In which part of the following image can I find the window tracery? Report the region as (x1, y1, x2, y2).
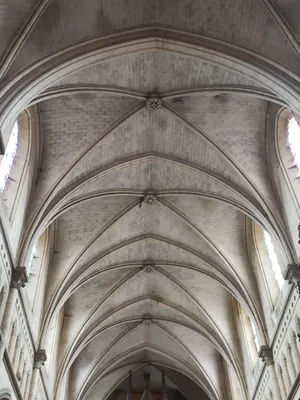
(0, 122, 19, 193)
(263, 230, 284, 290)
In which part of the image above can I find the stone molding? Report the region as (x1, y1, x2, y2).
(34, 349, 47, 369)
(258, 345, 273, 366)
(11, 267, 28, 289)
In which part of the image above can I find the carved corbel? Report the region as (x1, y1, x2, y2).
(259, 345, 273, 366)
(34, 349, 47, 369)
(11, 267, 28, 289)
(284, 264, 300, 296)
(284, 263, 300, 284)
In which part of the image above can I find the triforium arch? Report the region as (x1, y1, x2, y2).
(1, 3, 300, 400)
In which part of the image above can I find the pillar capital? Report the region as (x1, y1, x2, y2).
(259, 345, 273, 365)
(34, 349, 47, 369)
(11, 267, 28, 289)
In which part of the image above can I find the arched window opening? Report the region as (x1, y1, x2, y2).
(235, 300, 260, 375)
(252, 221, 286, 333)
(45, 312, 61, 376)
(287, 114, 300, 170)
(0, 122, 19, 193)
(27, 242, 37, 277)
(263, 230, 284, 290)
(250, 319, 259, 352)
(272, 107, 300, 259)
(26, 231, 47, 309)
(0, 107, 40, 258)
(24, 228, 52, 340)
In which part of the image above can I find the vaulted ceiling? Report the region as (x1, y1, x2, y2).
(1, 1, 300, 399)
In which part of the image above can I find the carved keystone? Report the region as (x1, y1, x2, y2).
(144, 265, 154, 273)
(284, 264, 300, 285)
(11, 267, 28, 289)
(143, 195, 157, 205)
(259, 345, 273, 366)
(143, 319, 152, 325)
(34, 349, 47, 369)
(146, 97, 162, 111)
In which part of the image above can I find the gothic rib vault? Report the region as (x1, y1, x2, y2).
(2, 1, 300, 400)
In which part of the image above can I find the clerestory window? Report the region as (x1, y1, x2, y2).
(288, 114, 300, 170)
(250, 319, 259, 352)
(0, 122, 19, 193)
(27, 243, 37, 277)
(263, 230, 284, 290)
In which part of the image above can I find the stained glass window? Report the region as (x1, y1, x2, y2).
(27, 243, 37, 276)
(0, 122, 19, 193)
(263, 230, 284, 290)
(288, 114, 300, 170)
(250, 320, 259, 352)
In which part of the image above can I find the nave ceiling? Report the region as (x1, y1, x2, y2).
(1, 1, 300, 399)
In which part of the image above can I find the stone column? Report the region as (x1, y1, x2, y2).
(286, 344, 296, 379)
(24, 370, 32, 399)
(282, 355, 291, 392)
(12, 338, 21, 371)
(20, 362, 28, 395)
(0, 267, 28, 363)
(7, 324, 17, 358)
(291, 333, 300, 370)
(259, 346, 282, 400)
(269, 366, 282, 400)
(276, 366, 286, 400)
(17, 347, 25, 381)
(28, 349, 47, 400)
